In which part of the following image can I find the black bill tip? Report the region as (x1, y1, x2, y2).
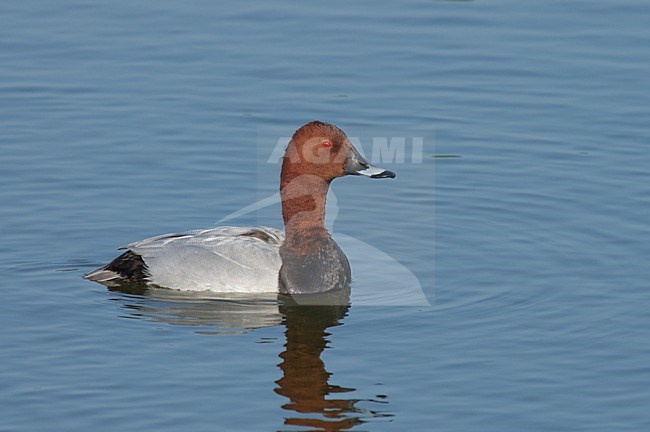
(370, 170, 396, 179)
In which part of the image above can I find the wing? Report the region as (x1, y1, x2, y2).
(124, 226, 284, 293)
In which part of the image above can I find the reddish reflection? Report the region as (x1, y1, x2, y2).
(275, 303, 387, 431)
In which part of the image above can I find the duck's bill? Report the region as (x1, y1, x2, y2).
(343, 146, 396, 179)
(353, 165, 397, 178)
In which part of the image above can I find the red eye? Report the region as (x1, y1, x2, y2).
(321, 141, 333, 148)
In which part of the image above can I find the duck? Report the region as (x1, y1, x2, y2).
(85, 121, 395, 294)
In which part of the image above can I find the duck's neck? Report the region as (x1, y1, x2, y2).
(280, 172, 330, 242)
(278, 170, 350, 294)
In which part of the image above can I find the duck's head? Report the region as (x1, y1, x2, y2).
(281, 121, 396, 183)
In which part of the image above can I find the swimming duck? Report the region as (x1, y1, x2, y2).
(85, 121, 395, 294)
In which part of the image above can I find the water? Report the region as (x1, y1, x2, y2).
(2, 0, 650, 430)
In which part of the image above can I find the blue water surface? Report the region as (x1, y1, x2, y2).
(2, 1, 650, 431)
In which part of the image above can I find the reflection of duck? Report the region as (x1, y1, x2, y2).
(275, 292, 393, 431)
(106, 288, 393, 427)
(108, 285, 283, 334)
(86, 121, 395, 294)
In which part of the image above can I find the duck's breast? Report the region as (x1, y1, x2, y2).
(279, 233, 351, 294)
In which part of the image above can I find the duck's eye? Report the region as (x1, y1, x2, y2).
(321, 141, 333, 148)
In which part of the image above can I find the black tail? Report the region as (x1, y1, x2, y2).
(85, 250, 149, 284)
